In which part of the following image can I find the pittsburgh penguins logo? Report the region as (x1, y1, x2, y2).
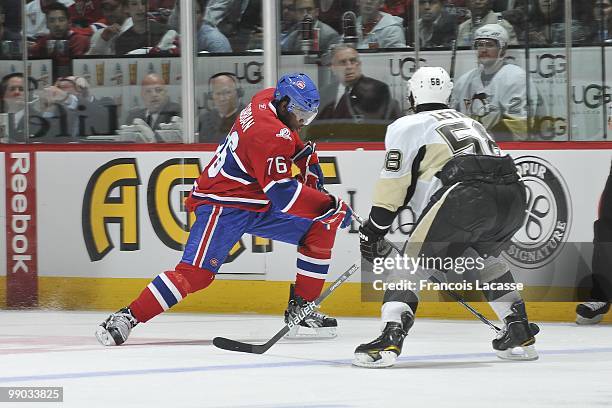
(465, 92, 497, 120)
(503, 156, 571, 269)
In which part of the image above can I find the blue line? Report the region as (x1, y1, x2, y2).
(1, 347, 611, 384)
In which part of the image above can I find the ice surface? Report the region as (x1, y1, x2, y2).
(1, 311, 611, 408)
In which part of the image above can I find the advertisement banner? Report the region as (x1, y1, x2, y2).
(4, 148, 602, 278)
(0, 146, 611, 307)
(4, 152, 37, 307)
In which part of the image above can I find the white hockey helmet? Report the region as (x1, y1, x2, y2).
(473, 23, 509, 50)
(407, 66, 453, 107)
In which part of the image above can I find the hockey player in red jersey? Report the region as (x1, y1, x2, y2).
(95, 73, 353, 346)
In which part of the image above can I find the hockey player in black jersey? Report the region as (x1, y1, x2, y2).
(353, 66, 539, 368)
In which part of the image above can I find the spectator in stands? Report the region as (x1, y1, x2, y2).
(2, 0, 21, 35)
(352, 0, 406, 48)
(87, 0, 130, 55)
(55, 75, 118, 136)
(0, 3, 22, 43)
(316, 0, 356, 33)
(36, 77, 80, 141)
(69, 0, 105, 29)
(203, 0, 261, 52)
(149, 0, 177, 10)
(197, 1, 232, 52)
(418, 0, 458, 48)
(349, 75, 401, 121)
(527, 0, 594, 45)
(197, 72, 245, 143)
(25, 0, 103, 38)
(499, 0, 529, 44)
(148, 0, 176, 24)
(490, 0, 512, 11)
(202, 0, 241, 34)
(318, 44, 400, 120)
(124, 73, 180, 131)
(282, 0, 341, 52)
(166, 0, 231, 52)
(382, 0, 414, 41)
(0, 73, 45, 143)
(594, 0, 612, 42)
(29, 2, 91, 56)
(235, 0, 262, 52)
(451, 24, 537, 141)
(281, 0, 300, 46)
(25, 0, 71, 38)
(456, 0, 517, 46)
(382, 0, 412, 16)
(29, 3, 90, 79)
(115, 0, 168, 55)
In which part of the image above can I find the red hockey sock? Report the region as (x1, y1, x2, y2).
(294, 273, 325, 302)
(294, 221, 336, 301)
(130, 263, 215, 323)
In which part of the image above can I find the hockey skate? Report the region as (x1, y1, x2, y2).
(284, 284, 337, 339)
(576, 302, 611, 325)
(353, 311, 414, 368)
(95, 307, 138, 346)
(493, 301, 539, 361)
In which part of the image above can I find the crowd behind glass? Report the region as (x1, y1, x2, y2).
(1, 0, 611, 143)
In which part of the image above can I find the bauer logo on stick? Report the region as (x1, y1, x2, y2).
(287, 302, 316, 329)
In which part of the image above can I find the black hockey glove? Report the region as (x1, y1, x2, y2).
(359, 220, 392, 263)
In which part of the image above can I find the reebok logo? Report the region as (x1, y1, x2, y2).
(5, 152, 38, 307)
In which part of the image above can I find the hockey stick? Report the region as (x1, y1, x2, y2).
(213, 260, 359, 354)
(353, 214, 501, 332)
(449, 38, 458, 80)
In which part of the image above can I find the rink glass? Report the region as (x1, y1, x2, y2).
(1, 0, 610, 143)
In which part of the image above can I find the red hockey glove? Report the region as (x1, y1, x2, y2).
(314, 195, 352, 230)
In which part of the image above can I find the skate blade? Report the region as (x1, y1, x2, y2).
(285, 326, 337, 339)
(496, 345, 539, 361)
(95, 326, 117, 346)
(576, 314, 604, 325)
(352, 351, 397, 368)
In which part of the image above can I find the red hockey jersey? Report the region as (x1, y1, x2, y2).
(186, 88, 332, 220)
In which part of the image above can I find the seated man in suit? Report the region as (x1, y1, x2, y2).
(197, 72, 244, 143)
(349, 76, 401, 121)
(0, 73, 92, 143)
(0, 73, 44, 143)
(55, 76, 118, 137)
(318, 44, 400, 121)
(124, 73, 181, 138)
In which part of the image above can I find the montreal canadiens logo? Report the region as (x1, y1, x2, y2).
(503, 156, 571, 269)
(296, 80, 306, 89)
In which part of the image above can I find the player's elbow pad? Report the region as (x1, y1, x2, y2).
(264, 178, 332, 218)
(264, 178, 303, 213)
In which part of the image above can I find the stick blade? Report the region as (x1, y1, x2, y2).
(212, 336, 265, 354)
